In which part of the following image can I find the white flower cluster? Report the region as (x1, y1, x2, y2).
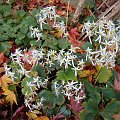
(24, 76, 48, 111)
(63, 81, 85, 103)
(82, 18, 120, 68)
(52, 80, 85, 103)
(4, 49, 30, 80)
(56, 46, 85, 76)
(35, 6, 59, 29)
(30, 6, 67, 41)
(5, 45, 85, 80)
(4, 46, 86, 111)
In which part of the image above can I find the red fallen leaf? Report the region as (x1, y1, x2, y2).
(50, 113, 65, 120)
(68, 28, 85, 47)
(0, 99, 6, 106)
(9, 41, 18, 53)
(11, 105, 26, 120)
(67, 96, 84, 113)
(0, 110, 8, 118)
(67, 92, 84, 120)
(70, 28, 80, 36)
(114, 71, 120, 93)
(112, 113, 120, 120)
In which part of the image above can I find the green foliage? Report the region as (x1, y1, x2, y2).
(80, 99, 99, 120)
(21, 77, 36, 95)
(96, 67, 112, 83)
(38, 90, 65, 109)
(56, 67, 77, 81)
(33, 65, 46, 78)
(60, 105, 71, 117)
(101, 99, 120, 120)
(85, 0, 95, 8)
(84, 80, 101, 104)
(58, 38, 70, 49)
(82, 41, 92, 50)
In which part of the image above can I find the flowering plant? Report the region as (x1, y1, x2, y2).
(0, 1, 120, 120)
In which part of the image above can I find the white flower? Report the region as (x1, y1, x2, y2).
(75, 95, 83, 103)
(65, 81, 78, 90)
(72, 66, 80, 76)
(64, 92, 73, 100)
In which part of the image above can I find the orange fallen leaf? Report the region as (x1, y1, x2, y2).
(0, 75, 14, 90)
(49, 0, 54, 5)
(0, 67, 4, 73)
(79, 70, 91, 78)
(51, 28, 64, 38)
(3, 89, 17, 107)
(0, 52, 5, 65)
(35, 116, 49, 120)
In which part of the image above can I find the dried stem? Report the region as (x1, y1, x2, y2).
(72, 0, 85, 23)
(66, 0, 70, 28)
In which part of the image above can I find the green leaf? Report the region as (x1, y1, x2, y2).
(56, 93, 65, 105)
(96, 67, 112, 83)
(0, 0, 3, 4)
(0, 41, 12, 52)
(15, 39, 22, 45)
(17, 10, 26, 18)
(33, 65, 46, 78)
(101, 99, 120, 120)
(56, 67, 77, 81)
(17, 32, 25, 40)
(56, 70, 66, 80)
(82, 41, 92, 50)
(38, 90, 56, 109)
(31, 9, 39, 16)
(65, 67, 77, 80)
(20, 24, 28, 34)
(84, 81, 101, 104)
(101, 87, 116, 101)
(58, 38, 70, 49)
(52, 38, 58, 45)
(80, 99, 99, 120)
(60, 105, 71, 117)
(22, 16, 37, 26)
(85, 0, 95, 8)
(21, 77, 36, 95)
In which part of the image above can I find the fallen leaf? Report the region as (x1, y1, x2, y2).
(67, 92, 84, 113)
(0, 110, 8, 118)
(26, 112, 38, 120)
(51, 28, 64, 38)
(79, 70, 91, 78)
(0, 75, 14, 90)
(3, 89, 17, 107)
(35, 116, 49, 120)
(49, 0, 54, 5)
(0, 52, 5, 65)
(0, 67, 4, 73)
(0, 99, 6, 105)
(51, 114, 65, 120)
(68, 28, 85, 47)
(114, 72, 120, 93)
(11, 105, 26, 120)
(112, 113, 120, 120)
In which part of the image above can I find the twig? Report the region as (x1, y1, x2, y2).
(99, 0, 120, 20)
(72, 0, 85, 23)
(66, 0, 70, 28)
